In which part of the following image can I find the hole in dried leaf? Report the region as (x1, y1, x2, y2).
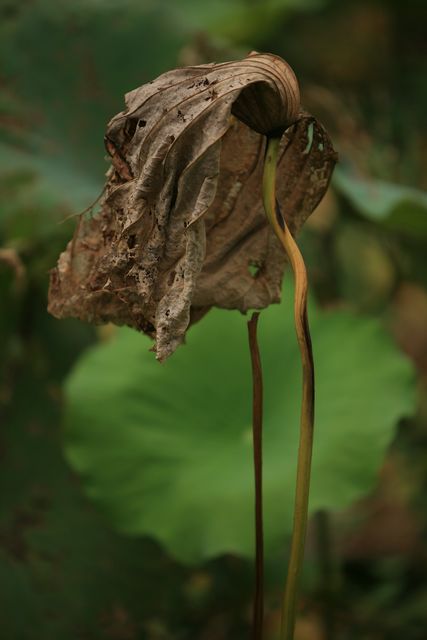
(248, 262, 262, 278)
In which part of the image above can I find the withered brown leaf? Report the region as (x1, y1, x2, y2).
(48, 53, 336, 360)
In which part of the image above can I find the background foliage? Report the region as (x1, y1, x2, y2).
(1, 1, 427, 638)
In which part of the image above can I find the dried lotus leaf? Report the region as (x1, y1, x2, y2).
(48, 53, 336, 360)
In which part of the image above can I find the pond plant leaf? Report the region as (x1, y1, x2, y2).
(63, 290, 415, 563)
(48, 53, 336, 360)
(334, 167, 427, 238)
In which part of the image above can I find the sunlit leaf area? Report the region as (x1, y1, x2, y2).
(1, 1, 426, 638)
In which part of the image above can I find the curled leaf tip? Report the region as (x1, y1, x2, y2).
(48, 53, 336, 361)
(230, 52, 300, 135)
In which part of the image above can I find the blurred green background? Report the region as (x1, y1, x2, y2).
(1, 1, 427, 638)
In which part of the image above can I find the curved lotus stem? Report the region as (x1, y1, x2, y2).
(262, 136, 315, 640)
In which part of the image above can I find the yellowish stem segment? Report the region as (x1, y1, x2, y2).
(262, 137, 315, 640)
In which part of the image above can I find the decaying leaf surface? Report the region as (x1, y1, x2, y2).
(48, 53, 336, 360)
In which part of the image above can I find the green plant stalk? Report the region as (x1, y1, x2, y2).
(262, 136, 315, 640)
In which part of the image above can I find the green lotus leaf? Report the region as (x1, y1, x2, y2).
(64, 283, 415, 563)
(334, 167, 427, 238)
